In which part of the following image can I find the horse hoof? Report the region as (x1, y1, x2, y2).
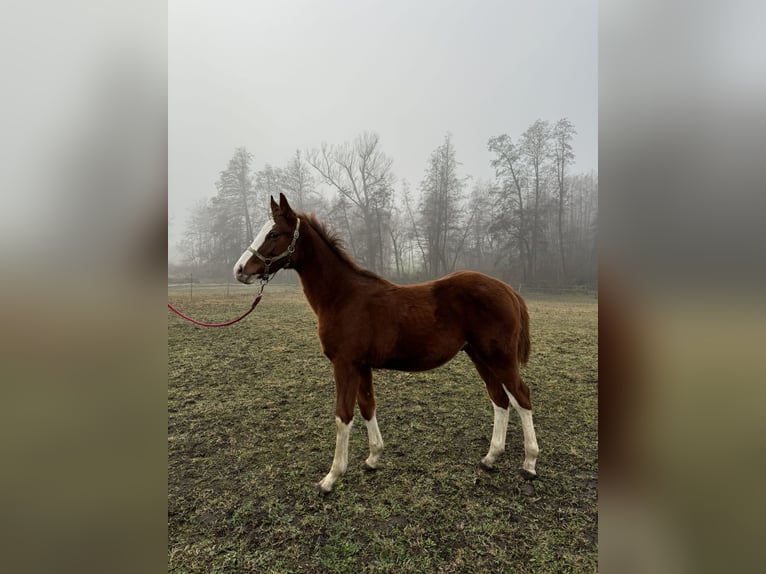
(315, 483, 332, 496)
(479, 460, 496, 472)
(361, 461, 379, 472)
(519, 468, 538, 481)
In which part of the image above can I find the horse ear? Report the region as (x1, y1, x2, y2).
(279, 193, 295, 218)
(270, 195, 280, 219)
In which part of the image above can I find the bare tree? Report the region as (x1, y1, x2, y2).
(566, 171, 598, 283)
(552, 118, 576, 281)
(282, 149, 319, 213)
(176, 127, 597, 285)
(400, 179, 428, 273)
(387, 194, 407, 280)
(463, 179, 496, 272)
(254, 164, 284, 222)
(307, 132, 394, 271)
(419, 133, 468, 277)
(521, 119, 552, 280)
(327, 192, 360, 260)
(179, 199, 210, 269)
(488, 133, 531, 281)
(215, 147, 256, 242)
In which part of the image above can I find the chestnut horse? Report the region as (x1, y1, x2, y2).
(234, 194, 539, 494)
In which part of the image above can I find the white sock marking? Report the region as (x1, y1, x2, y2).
(318, 416, 352, 492)
(482, 403, 509, 467)
(506, 390, 540, 474)
(364, 414, 384, 468)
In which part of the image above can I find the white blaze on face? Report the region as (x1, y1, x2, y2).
(233, 220, 274, 282)
(250, 220, 276, 253)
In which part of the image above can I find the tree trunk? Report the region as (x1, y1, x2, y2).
(557, 171, 567, 283)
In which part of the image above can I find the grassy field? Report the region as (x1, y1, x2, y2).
(168, 284, 597, 573)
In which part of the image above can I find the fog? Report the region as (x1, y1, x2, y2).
(169, 0, 598, 263)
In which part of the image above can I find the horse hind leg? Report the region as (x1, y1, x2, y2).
(482, 399, 510, 471)
(467, 347, 539, 478)
(505, 372, 540, 479)
(356, 368, 383, 471)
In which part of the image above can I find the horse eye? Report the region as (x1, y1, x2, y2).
(268, 232, 280, 240)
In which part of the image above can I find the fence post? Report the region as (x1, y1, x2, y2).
(190, 272, 193, 301)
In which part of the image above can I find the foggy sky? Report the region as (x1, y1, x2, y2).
(169, 0, 597, 262)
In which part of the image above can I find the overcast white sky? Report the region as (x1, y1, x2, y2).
(169, 0, 597, 261)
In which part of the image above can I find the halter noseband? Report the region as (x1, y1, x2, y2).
(247, 217, 301, 278)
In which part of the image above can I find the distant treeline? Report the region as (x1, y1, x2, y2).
(171, 120, 597, 288)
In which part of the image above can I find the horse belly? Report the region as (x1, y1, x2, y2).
(377, 331, 464, 372)
(380, 354, 457, 372)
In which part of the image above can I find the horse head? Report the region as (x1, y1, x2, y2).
(234, 193, 300, 284)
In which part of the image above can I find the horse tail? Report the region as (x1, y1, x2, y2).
(517, 295, 531, 365)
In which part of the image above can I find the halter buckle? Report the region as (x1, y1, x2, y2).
(258, 275, 270, 295)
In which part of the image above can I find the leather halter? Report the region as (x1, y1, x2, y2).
(247, 217, 301, 277)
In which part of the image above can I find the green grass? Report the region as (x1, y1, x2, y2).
(168, 285, 597, 573)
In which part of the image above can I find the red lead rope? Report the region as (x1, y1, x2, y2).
(167, 294, 262, 327)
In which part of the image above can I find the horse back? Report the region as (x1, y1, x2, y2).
(319, 271, 525, 371)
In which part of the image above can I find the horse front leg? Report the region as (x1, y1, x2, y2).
(316, 415, 353, 495)
(316, 362, 361, 495)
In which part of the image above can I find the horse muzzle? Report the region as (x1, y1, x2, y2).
(234, 263, 256, 284)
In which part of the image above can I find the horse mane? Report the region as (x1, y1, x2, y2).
(298, 212, 386, 282)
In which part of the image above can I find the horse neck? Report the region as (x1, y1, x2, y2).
(293, 224, 365, 313)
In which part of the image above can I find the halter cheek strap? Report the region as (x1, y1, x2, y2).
(247, 217, 301, 277)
